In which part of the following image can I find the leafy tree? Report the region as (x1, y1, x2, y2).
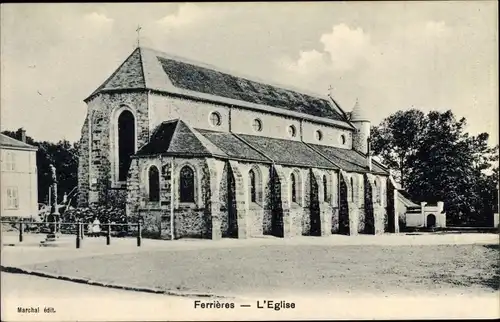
(2, 128, 79, 207)
(371, 110, 498, 226)
(370, 109, 427, 188)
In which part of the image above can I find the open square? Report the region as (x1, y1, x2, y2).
(20, 239, 499, 297)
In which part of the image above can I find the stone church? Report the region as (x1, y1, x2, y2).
(78, 46, 400, 239)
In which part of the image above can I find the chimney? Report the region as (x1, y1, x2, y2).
(20, 128, 26, 143)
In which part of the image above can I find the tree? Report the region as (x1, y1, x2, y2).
(371, 110, 498, 226)
(370, 109, 427, 188)
(2, 128, 79, 207)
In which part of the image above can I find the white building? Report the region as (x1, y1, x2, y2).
(1, 131, 38, 218)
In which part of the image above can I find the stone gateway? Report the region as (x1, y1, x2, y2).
(78, 46, 399, 239)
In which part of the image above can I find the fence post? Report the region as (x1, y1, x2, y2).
(137, 221, 142, 247)
(19, 222, 23, 243)
(80, 221, 85, 239)
(76, 220, 81, 249)
(106, 221, 111, 245)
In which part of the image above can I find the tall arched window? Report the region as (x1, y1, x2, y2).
(118, 110, 135, 181)
(249, 169, 257, 203)
(179, 166, 195, 203)
(291, 173, 297, 203)
(350, 177, 354, 202)
(148, 166, 160, 202)
(323, 175, 328, 202)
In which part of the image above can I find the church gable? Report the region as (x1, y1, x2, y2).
(88, 48, 146, 98)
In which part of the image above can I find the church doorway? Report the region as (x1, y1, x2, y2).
(426, 214, 436, 228)
(117, 110, 135, 181)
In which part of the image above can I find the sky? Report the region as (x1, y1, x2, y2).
(1, 2, 498, 145)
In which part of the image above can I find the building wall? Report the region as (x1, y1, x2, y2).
(1, 148, 38, 218)
(148, 92, 354, 148)
(148, 92, 230, 133)
(78, 92, 150, 208)
(125, 153, 390, 239)
(302, 120, 353, 149)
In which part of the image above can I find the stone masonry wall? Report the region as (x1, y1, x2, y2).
(83, 92, 149, 209)
(78, 116, 90, 207)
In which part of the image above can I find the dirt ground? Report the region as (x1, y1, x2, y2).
(23, 243, 499, 297)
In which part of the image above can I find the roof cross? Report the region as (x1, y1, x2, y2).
(327, 84, 334, 97)
(136, 25, 142, 47)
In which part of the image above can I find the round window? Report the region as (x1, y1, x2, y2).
(252, 119, 262, 132)
(288, 125, 297, 137)
(210, 112, 221, 126)
(340, 134, 346, 145)
(315, 130, 323, 141)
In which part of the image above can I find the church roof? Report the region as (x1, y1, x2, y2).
(350, 98, 369, 122)
(86, 47, 353, 129)
(136, 119, 227, 157)
(0, 134, 38, 151)
(236, 134, 336, 169)
(307, 143, 388, 175)
(136, 122, 389, 175)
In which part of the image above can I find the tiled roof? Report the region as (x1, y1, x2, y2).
(137, 126, 388, 176)
(398, 193, 420, 208)
(136, 120, 227, 157)
(157, 57, 344, 121)
(86, 47, 352, 127)
(0, 134, 37, 151)
(308, 144, 388, 175)
(196, 129, 269, 162)
(235, 134, 337, 169)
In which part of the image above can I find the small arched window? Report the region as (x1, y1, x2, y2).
(323, 175, 328, 202)
(249, 169, 257, 203)
(179, 166, 195, 203)
(288, 125, 297, 138)
(252, 119, 263, 132)
(291, 172, 297, 203)
(148, 166, 160, 202)
(350, 177, 355, 202)
(210, 112, 221, 126)
(315, 130, 323, 141)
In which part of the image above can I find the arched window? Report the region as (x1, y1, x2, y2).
(210, 112, 221, 126)
(350, 177, 354, 202)
(323, 175, 328, 202)
(249, 169, 257, 203)
(148, 166, 160, 202)
(291, 172, 297, 203)
(179, 166, 195, 203)
(252, 119, 262, 132)
(118, 110, 135, 181)
(315, 130, 323, 141)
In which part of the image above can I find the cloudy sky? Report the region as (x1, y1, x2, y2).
(1, 2, 498, 145)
